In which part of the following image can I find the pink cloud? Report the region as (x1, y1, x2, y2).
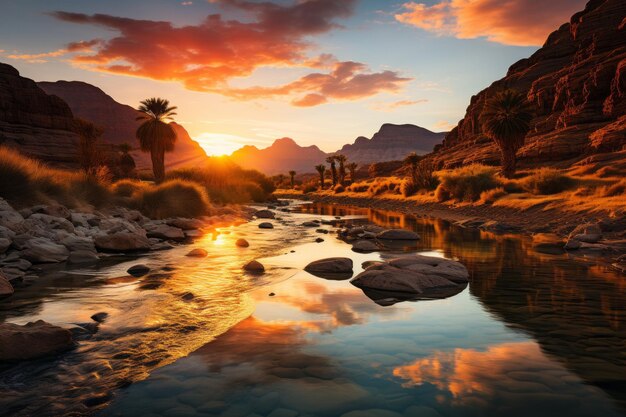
(396, 0, 588, 46)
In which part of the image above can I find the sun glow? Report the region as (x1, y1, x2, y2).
(194, 132, 256, 156)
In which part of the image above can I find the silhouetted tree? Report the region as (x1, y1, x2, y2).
(346, 162, 358, 182)
(335, 154, 347, 185)
(74, 118, 104, 176)
(315, 164, 326, 189)
(326, 156, 337, 187)
(288, 170, 296, 189)
(136, 98, 177, 183)
(118, 143, 136, 178)
(480, 89, 533, 178)
(403, 152, 421, 184)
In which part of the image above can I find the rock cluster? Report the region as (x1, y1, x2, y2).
(0, 198, 217, 295)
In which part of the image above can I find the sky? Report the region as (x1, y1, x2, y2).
(0, 0, 587, 156)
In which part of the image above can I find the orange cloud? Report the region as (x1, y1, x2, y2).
(372, 99, 428, 111)
(47, 1, 408, 106)
(396, 0, 587, 46)
(6, 48, 67, 63)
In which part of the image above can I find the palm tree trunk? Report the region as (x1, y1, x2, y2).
(331, 165, 337, 187)
(151, 148, 165, 183)
(501, 148, 517, 179)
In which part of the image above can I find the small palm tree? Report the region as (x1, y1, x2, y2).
(136, 98, 178, 183)
(346, 162, 358, 182)
(480, 89, 533, 178)
(276, 174, 286, 188)
(326, 156, 337, 187)
(74, 118, 104, 176)
(118, 143, 136, 178)
(315, 164, 326, 189)
(288, 170, 296, 189)
(403, 152, 421, 184)
(335, 154, 347, 185)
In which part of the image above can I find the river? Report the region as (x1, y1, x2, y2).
(1, 200, 624, 417)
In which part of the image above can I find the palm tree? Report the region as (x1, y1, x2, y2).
(346, 162, 358, 182)
(326, 156, 337, 187)
(403, 152, 421, 184)
(335, 154, 347, 185)
(74, 118, 104, 176)
(315, 164, 326, 189)
(276, 174, 286, 188)
(480, 89, 533, 178)
(136, 98, 178, 183)
(118, 143, 136, 178)
(288, 170, 296, 189)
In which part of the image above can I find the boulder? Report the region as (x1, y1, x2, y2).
(95, 232, 151, 252)
(376, 229, 420, 240)
(127, 264, 151, 277)
(0, 225, 16, 240)
(21, 237, 70, 263)
(243, 260, 265, 273)
(186, 248, 208, 258)
(166, 217, 205, 230)
(236, 238, 250, 248)
(0, 320, 75, 361)
(144, 223, 185, 241)
(564, 238, 582, 250)
(70, 212, 99, 228)
(0, 273, 14, 298)
(351, 255, 469, 297)
(352, 240, 379, 253)
(305, 258, 353, 274)
(30, 204, 71, 219)
(570, 223, 603, 243)
(0, 238, 10, 254)
(25, 213, 75, 233)
(302, 221, 319, 227)
(315, 238, 324, 243)
(0, 198, 24, 230)
(90, 312, 108, 323)
(259, 222, 274, 229)
(255, 210, 275, 219)
(61, 235, 95, 252)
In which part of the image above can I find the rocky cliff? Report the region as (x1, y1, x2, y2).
(37, 80, 208, 172)
(230, 137, 328, 175)
(337, 124, 445, 165)
(0, 63, 79, 166)
(436, 0, 626, 168)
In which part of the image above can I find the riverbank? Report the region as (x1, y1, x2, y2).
(276, 191, 626, 268)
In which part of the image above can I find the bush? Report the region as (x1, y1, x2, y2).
(112, 179, 147, 198)
(437, 164, 500, 202)
(0, 146, 112, 208)
(596, 179, 626, 197)
(334, 184, 345, 193)
(435, 184, 450, 202)
(367, 178, 402, 196)
(167, 158, 275, 204)
(347, 182, 370, 193)
(401, 180, 420, 197)
(134, 180, 210, 219)
(302, 182, 318, 194)
(479, 187, 507, 204)
(411, 160, 439, 191)
(521, 168, 575, 195)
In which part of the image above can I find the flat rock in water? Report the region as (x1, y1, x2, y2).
(351, 255, 468, 298)
(305, 258, 353, 274)
(127, 264, 150, 277)
(243, 260, 265, 273)
(236, 238, 250, 248)
(90, 312, 108, 323)
(259, 222, 274, 229)
(0, 320, 75, 361)
(376, 229, 420, 240)
(186, 248, 208, 258)
(255, 210, 275, 219)
(302, 221, 319, 227)
(352, 240, 379, 252)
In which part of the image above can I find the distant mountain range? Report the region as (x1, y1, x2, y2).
(229, 124, 446, 174)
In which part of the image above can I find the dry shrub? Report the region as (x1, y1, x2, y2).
(0, 146, 112, 208)
(347, 181, 370, 193)
(435, 184, 450, 202)
(112, 179, 148, 198)
(367, 178, 402, 196)
(437, 164, 499, 202)
(595, 179, 626, 197)
(334, 184, 345, 193)
(302, 182, 318, 194)
(401, 180, 420, 197)
(480, 187, 507, 204)
(167, 158, 274, 203)
(521, 168, 575, 195)
(412, 159, 439, 191)
(135, 179, 210, 219)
